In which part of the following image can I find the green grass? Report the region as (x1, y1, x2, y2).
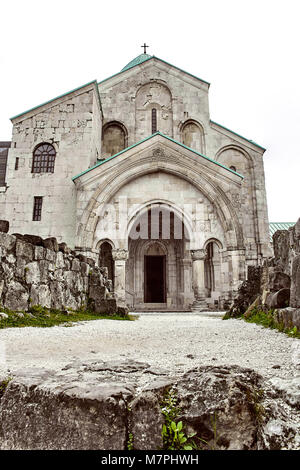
(0, 305, 135, 329)
(243, 307, 300, 339)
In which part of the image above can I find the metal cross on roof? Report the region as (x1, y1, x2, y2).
(141, 43, 149, 54)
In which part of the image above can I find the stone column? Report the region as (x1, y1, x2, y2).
(112, 249, 128, 306)
(182, 258, 194, 307)
(228, 248, 246, 291)
(191, 249, 207, 301)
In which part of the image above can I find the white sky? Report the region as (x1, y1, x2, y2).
(0, 0, 299, 222)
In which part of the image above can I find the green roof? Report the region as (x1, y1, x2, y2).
(269, 222, 296, 240)
(72, 131, 244, 181)
(121, 54, 152, 72)
(98, 55, 210, 86)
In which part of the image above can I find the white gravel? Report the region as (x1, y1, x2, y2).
(0, 312, 299, 380)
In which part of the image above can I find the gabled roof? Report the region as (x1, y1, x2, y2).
(72, 131, 244, 181)
(10, 80, 102, 122)
(98, 55, 210, 86)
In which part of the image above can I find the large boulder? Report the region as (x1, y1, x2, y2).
(0, 361, 298, 450)
(43, 237, 59, 252)
(270, 288, 290, 309)
(227, 266, 262, 317)
(290, 255, 300, 308)
(268, 271, 291, 292)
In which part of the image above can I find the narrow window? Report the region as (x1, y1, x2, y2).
(15, 157, 19, 170)
(33, 196, 43, 221)
(32, 143, 56, 173)
(151, 108, 157, 134)
(0, 153, 8, 185)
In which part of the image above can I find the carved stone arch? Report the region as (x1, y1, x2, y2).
(180, 119, 205, 154)
(77, 158, 244, 252)
(203, 237, 223, 251)
(215, 145, 254, 172)
(127, 199, 194, 245)
(101, 120, 128, 158)
(95, 238, 115, 251)
(215, 145, 259, 252)
(135, 81, 173, 139)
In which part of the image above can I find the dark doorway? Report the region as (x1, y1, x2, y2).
(144, 255, 166, 303)
(99, 242, 114, 287)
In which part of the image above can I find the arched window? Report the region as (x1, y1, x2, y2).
(230, 165, 237, 172)
(151, 108, 157, 133)
(32, 143, 56, 173)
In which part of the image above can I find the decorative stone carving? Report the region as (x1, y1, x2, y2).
(112, 249, 129, 261)
(152, 148, 166, 159)
(191, 249, 207, 261)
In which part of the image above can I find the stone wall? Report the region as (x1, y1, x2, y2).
(0, 224, 121, 314)
(265, 218, 300, 310)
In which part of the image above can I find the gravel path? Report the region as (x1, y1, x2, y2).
(0, 312, 299, 380)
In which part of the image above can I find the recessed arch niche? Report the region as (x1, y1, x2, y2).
(135, 82, 173, 140)
(181, 120, 205, 154)
(101, 121, 128, 158)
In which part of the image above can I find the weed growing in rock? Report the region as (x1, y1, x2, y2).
(0, 377, 12, 399)
(160, 388, 196, 450)
(127, 433, 134, 451)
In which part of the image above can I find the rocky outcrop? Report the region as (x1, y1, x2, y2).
(0, 361, 299, 450)
(226, 266, 263, 317)
(0, 228, 119, 314)
(227, 218, 300, 328)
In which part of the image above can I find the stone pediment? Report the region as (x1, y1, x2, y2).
(98, 55, 210, 92)
(73, 132, 243, 190)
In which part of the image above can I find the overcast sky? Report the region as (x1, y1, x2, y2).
(0, 0, 299, 222)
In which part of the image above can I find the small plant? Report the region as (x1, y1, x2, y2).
(160, 388, 196, 450)
(245, 387, 265, 425)
(232, 307, 300, 339)
(286, 326, 299, 337)
(0, 377, 12, 399)
(127, 433, 134, 450)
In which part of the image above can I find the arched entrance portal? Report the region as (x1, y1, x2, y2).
(126, 204, 194, 310)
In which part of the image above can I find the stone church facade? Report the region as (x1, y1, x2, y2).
(0, 53, 271, 310)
